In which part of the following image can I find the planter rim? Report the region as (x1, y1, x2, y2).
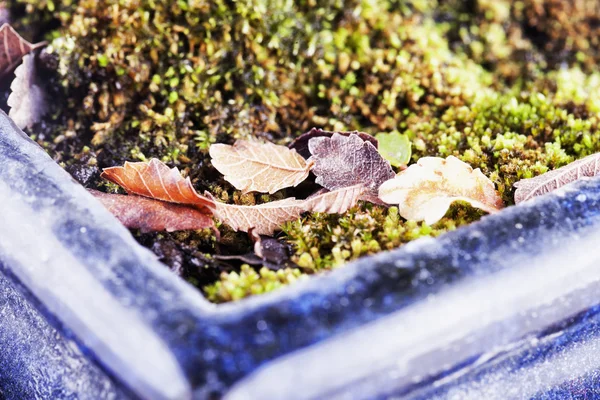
(2, 109, 600, 399)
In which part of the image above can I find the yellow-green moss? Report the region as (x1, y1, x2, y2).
(204, 264, 308, 303)
(281, 204, 480, 271)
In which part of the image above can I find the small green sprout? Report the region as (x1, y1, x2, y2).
(376, 131, 412, 167)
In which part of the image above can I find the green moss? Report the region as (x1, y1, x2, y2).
(281, 204, 480, 271)
(403, 90, 600, 203)
(204, 264, 308, 303)
(12, 0, 600, 302)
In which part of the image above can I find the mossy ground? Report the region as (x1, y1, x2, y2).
(10, 0, 600, 302)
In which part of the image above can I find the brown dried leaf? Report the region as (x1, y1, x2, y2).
(379, 156, 504, 225)
(7, 53, 47, 129)
(289, 128, 378, 159)
(308, 133, 394, 201)
(208, 194, 305, 235)
(0, 24, 45, 79)
(209, 140, 313, 194)
(101, 158, 215, 212)
(303, 184, 365, 214)
(514, 153, 600, 203)
(90, 190, 215, 233)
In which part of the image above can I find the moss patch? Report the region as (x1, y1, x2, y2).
(11, 0, 600, 302)
(204, 265, 307, 303)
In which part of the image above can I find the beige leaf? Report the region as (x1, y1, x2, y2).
(379, 156, 504, 225)
(7, 53, 47, 129)
(101, 158, 215, 212)
(514, 153, 600, 203)
(303, 185, 365, 214)
(208, 194, 305, 235)
(209, 140, 313, 194)
(289, 128, 378, 159)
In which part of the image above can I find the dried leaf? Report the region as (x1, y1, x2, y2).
(514, 153, 600, 203)
(308, 133, 394, 201)
(289, 128, 378, 159)
(208, 194, 305, 235)
(0, 24, 45, 79)
(215, 246, 297, 271)
(375, 131, 412, 167)
(209, 140, 313, 194)
(379, 156, 504, 225)
(213, 253, 264, 266)
(303, 184, 365, 214)
(101, 158, 215, 212)
(208, 186, 364, 236)
(90, 190, 215, 233)
(7, 53, 47, 129)
(252, 236, 295, 269)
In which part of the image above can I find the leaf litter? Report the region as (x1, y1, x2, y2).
(514, 152, 600, 203)
(209, 139, 313, 194)
(90, 190, 216, 233)
(288, 128, 378, 159)
(1, 24, 49, 130)
(0, 23, 45, 79)
(302, 184, 365, 214)
(308, 133, 395, 202)
(93, 130, 506, 266)
(101, 158, 215, 211)
(379, 156, 504, 225)
(7, 53, 48, 129)
(208, 194, 306, 235)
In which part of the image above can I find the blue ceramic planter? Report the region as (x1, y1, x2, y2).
(1, 109, 600, 399)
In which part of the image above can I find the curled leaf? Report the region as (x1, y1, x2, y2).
(7, 53, 47, 129)
(252, 236, 295, 269)
(303, 184, 365, 214)
(101, 158, 214, 211)
(379, 156, 504, 225)
(0, 23, 45, 78)
(90, 190, 215, 233)
(208, 194, 305, 235)
(308, 133, 394, 201)
(514, 153, 600, 203)
(209, 140, 313, 194)
(289, 128, 378, 159)
(375, 131, 412, 167)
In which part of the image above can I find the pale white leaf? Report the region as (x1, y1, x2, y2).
(7, 53, 47, 129)
(379, 156, 504, 224)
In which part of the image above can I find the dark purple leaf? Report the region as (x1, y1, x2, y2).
(289, 128, 378, 159)
(308, 133, 394, 201)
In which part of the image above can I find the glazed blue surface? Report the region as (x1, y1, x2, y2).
(2, 108, 600, 399)
(0, 269, 130, 399)
(404, 305, 600, 400)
